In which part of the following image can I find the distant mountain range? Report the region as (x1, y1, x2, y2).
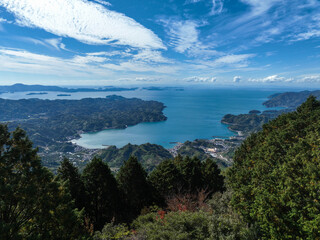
(0, 83, 138, 93)
(263, 90, 320, 108)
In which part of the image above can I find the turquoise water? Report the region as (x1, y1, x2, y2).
(71, 88, 284, 149)
(0, 88, 286, 149)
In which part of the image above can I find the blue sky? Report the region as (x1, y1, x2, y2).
(0, 0, 319, 86)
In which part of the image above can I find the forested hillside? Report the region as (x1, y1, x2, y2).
(228, 96, 320, 239)
(0, 96, 167, 169)
(1, 97, 320, 239)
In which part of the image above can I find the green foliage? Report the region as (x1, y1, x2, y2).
(0, 125, 85, 239)
(82, 157, 121, 231)
(57, 157, 86, 210)
(228, 96, 320, 239)
(202, 158, 225, 195)
(221, 111, 282, 135)
(148, 159, 183, 197)
(117, 156, 155, 221)
(209, 191, 258, 240)
(99, 143, 172, 172)
(93, 223, 131, 240)
(132, 210, 212, 240)
(177, 156, 204, 193)
(149, 155, 225, 200)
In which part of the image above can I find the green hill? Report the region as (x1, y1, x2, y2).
(98, 143, 173, 172)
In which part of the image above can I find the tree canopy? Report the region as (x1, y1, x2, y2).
(0, 125, 85, 239)
(228, 96, 320, 239)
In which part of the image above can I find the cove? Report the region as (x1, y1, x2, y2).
(72, 88, 283, 149)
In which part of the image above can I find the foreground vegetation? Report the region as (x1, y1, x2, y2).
(1, 96, 320, 239)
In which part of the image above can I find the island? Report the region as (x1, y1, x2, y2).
(222, 90, 320, 135)
(0, 83, 138, 93)
(1, 95, 167, 171)
(57, 94, 71, 96)
(26, 92, 48, 95)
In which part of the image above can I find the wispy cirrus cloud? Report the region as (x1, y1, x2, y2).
(210, 0, 224, 15)
(93, 0, 112, 7)
(0, 47, 180, 77)
(0, 48, 114, 77)
(159, 18, 221, 58)
(0, 0, 165, 49)
(160, 19, 200, 54)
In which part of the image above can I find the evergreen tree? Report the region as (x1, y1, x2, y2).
(201, 158, 225, 196)
(148, 159, 183, 198)
(0, 125, 85, 239)
(228, 96, 320, 239)
(175, 156, 203, 193)
(57, 157, 86, 211)
(117, 156, 154, 220)
(82, 157, 120, 231)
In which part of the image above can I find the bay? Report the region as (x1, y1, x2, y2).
(0, 87, 286, 149)
(72, 88, 284, 149)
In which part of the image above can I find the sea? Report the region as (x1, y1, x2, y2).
(0, 87, 294, 149)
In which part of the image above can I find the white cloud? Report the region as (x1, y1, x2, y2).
(160, 18, 221, 58)
(213, 54, 254, 65)
(162, 19, 199, 53)
(240, 0, 282, 16)
(133, 49, 173, 63)
(15, 37, 65, 50)
(249, 75, 293, 83)
(0, 48, 114, 77)
(0, 18, 8, 23)
(93, 0, 111, 7)
(294, 30, 320, 41)
(44, 38, 63, 50)
(0, 47, 181, 77)
(185, 76, 217, 83)
(233, 76, 241, 83)
(135, 77, 161, 82)
(102, 61, 179, 74)
(210, 0, 224, 15)
(0, 0, 165, 49)
(298, 75, 320, 82)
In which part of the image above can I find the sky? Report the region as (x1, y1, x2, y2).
(0, 0, 319, 86)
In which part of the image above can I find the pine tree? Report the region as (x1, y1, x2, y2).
(57, 157, 86, 211)
(0, 125, 85, 239)
(175, 156, 203, 193)
(148, 159, 183, 198)
(82, 157, 120, 231)
(201, 158, 225, 196)
(117, 156, 154, 220)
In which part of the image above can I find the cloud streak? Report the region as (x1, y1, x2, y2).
(185, 76, 217, 83)
(249, 75, 293, 83)
(0, 0, 165, 49)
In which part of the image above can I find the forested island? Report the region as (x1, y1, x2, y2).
(0, 83, 138, 93)
(221, 89, 320, 135)
(0, 95, 167, 170)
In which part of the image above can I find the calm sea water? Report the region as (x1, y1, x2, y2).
(1, 88, 286, 149)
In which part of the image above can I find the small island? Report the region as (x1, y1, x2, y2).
(26, 92, 48, 95)
(57, 94, 71, 96)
